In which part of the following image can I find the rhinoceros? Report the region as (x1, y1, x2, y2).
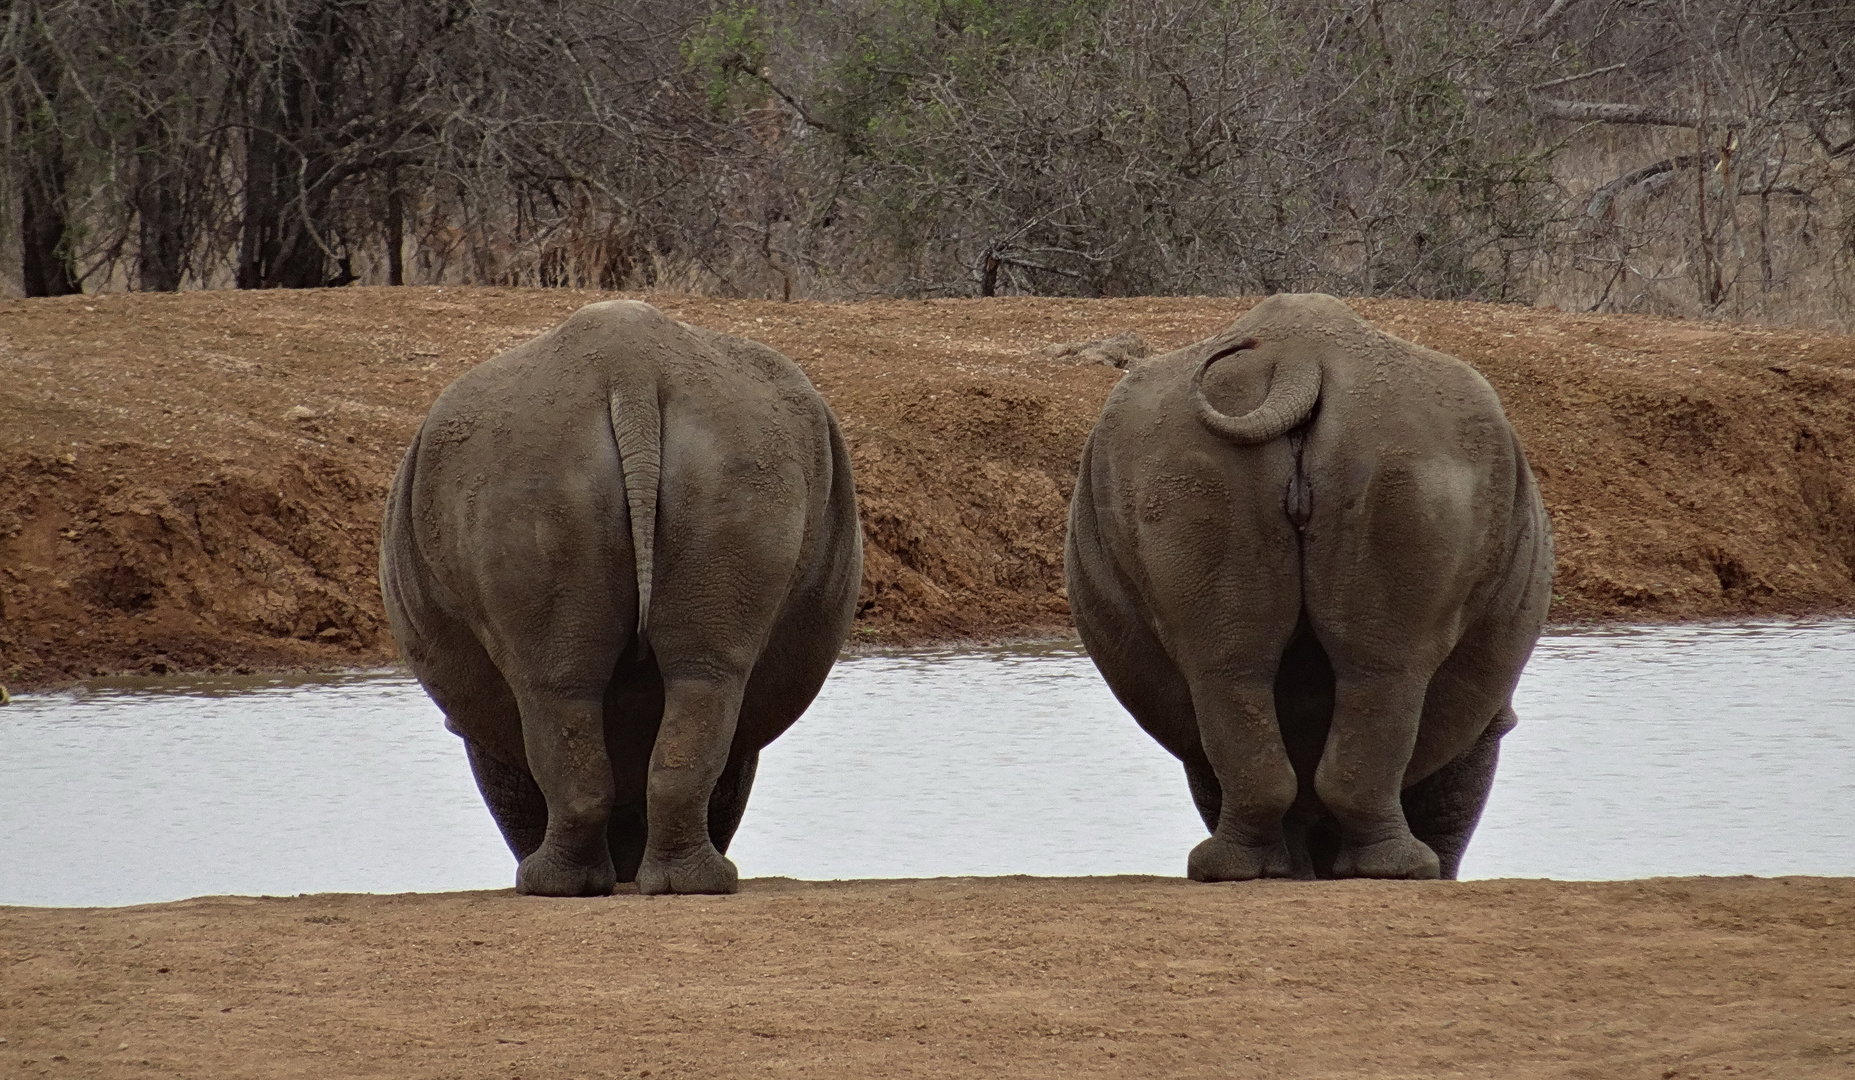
(380, 300, 862, 896)
(1065, 293, 1552, 881)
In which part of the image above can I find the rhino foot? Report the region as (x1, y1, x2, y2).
(1187, 835, 1296, 882)
(637, 847, 740, 895)
(1331, 835, 1441, 880)
(515, 848, 618, 897)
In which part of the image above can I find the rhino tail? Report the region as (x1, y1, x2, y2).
(1190, 337, 1322, 445)
(609, 383, 662, 654)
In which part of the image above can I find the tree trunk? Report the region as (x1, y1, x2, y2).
(234, 0, 349, 292)
(20, 144, 81, 297)
(130, 0, 195, 292)
(236, 113, 331, 289)
(14, 5, 81, 298)
(134, 139, 187, 291)
(236, 114, 282, 289)
(386, 166, 405, 286)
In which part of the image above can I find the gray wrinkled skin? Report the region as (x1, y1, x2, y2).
(380, 301, 862, 896)
(1065, 294, 1552, 881)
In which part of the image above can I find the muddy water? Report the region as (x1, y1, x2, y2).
(3, 622, 1852, 907)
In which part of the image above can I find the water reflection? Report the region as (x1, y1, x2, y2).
(2, 621, 1851, 906)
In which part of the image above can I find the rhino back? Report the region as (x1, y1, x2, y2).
(396, 301, 836, 647)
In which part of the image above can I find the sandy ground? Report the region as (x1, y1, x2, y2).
(3, 876, 1852, 1079)
(4, 288, 1855, 689)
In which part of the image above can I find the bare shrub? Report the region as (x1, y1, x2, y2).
(2, 0, 1850, 328)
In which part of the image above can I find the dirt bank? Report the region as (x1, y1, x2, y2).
(3, 876, 1852, 1078)
(4, 288, 1855, 689)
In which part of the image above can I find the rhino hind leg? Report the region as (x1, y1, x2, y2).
(1315, 675, 1443, 880)
(1188, 829, 1296, 883)
(600, 663, 665, 885)
(1400, 706, 1509, 880)
(1302, 818, 1343, 879)
(1185, 691, 1299, 882)
(1183, 759, 1222, 835)
(465, 739, 547, 862)
(606, 802, 648, 883)
(602, 750, 756, 885)
(707, 750, 759, 855)
(510, 688, 621, 897)
(401, 609, 559, 871)
(634, 672, 750, 896)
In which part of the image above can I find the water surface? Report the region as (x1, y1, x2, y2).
(3, 621, 1851, 906)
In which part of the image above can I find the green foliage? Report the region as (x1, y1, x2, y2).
(787, 0, 1113, 147)
(684, 3, 772, 110)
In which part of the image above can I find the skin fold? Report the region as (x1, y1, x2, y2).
(1065, 293, 1552, 881)
(380, 301, 862, 896)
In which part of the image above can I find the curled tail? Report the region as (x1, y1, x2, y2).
(1190, 337, 1322, 444)
(608, 384, 662, 652)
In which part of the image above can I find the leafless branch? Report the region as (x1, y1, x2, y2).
(1532, 98, 1747, 128)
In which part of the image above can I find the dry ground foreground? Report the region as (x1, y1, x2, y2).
(3, 288, 1855, 688)
(0, 877, 1850, 1079)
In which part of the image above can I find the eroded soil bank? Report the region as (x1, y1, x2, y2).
(2, 876, 1852, 1078)
(4, 288, 1855, 688)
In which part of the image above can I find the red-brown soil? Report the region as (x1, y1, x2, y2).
(3, 876, 1852, 1079)
(4, 288, 1855, 689)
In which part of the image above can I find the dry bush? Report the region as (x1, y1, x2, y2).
(3, 0, 1851, 328)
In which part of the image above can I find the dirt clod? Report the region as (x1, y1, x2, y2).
(1040, 329, 1154, 368)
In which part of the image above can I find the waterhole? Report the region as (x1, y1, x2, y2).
(3, 621, 1851, 906)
